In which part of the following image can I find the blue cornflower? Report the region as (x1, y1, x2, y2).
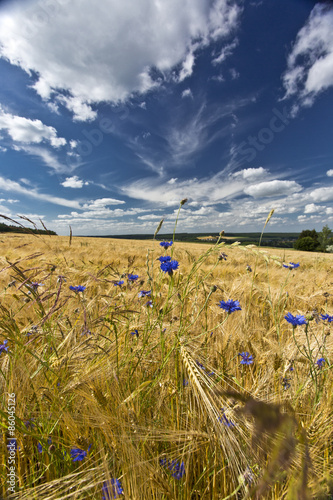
(102, 478, 123, 499)
(29, 282, 44, 290)
(169, 460, 185, 480)
(114, 281, 124, 287)
(81, 329, 92, 336)
(127, 274, 139, 281)
(158, 255, 171, 263)
(24, 419, 35, 429)
(160, 260, 179, 274)
(138, 290, 151, 298)
(69, 285, 86, 293)
(316, 358, 326, 369)
(218, 409, 235, 427)
(37, 438, 51, 453)
(0, 339, 8, 354)
(219, 299, 241, 313)
(320, 314, 333, 322)
(159, 241, 173, 249)
(283, 262, 300, 269)
(196, 360, 205, 370)
(238, 352, 254, 365)
(130, 330, 139, 337)
(145, 300, 153, 308)
(160, 458, 185, 480)
(284, 313, 307, 326)
(70, 444, 91, 462)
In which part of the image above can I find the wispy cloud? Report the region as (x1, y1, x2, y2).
(0, 176, 81, 209)
(13, 145, 71, 174)
(121, 166, 269, 205)
(212, 39, 238, 65)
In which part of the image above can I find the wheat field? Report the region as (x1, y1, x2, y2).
(0, 220, 332, 499)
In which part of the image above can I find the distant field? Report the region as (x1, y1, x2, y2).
(91, 231, 300, 248)
(0, 232, 332, 499)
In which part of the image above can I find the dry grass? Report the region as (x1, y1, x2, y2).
(0, 229, 332, 499)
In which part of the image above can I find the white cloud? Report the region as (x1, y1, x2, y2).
(283, 4, 333, 108)
(167, 178, 178, 184)
(122, 171, 245, 205)
(0, 0, 241, 119)
(181, 89, 193, 99)
(0, 105, 66, 147)
(212, 39, 238, 65)
(310, 187, 333, 202)
(137, 214, 163, 220)
(0, 176, 81, 208)
(304, 203, 324, 214)
(232, 167, 268, 182)
(327, 169, 333, 177)
(58, 207, 147, 220)
(13, 144, 70, 174)
(47, 102, 60, 114)
(82, 198, 126, 210)
(0, 198, 18, 204)
(211, 74, 225, 83)
(177, 51, 196, 82)
(244, 180, 302, 198)
(56, 95, 97, 122)
(163, 101, 235, 165)
(229, 68, 239, 79)
(61, 176, 89, 188)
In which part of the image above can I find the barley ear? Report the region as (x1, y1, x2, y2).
(264, 209, 275, 229)
(153, 218, 164, 239)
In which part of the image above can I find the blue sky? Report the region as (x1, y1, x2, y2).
(0, 0, 332, 236)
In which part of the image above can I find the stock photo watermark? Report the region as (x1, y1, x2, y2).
(7, 392, 17, 495)
(66, 107, 129, 168)
(21, 0, 72, 39)
(234, 106, 290, 163)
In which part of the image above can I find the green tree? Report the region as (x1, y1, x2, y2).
(318, 224, 333, 252)
(298, 229, 319, 242)
(294, 236, 320, 252)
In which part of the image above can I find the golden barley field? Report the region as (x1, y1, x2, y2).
(0, 227, 332, 499)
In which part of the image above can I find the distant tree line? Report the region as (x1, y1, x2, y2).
(0, 222, 57, 236)
(294, 225, 333, 252)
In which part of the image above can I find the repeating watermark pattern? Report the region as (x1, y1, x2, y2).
(7, 393, 17, 495)
(21, 0, 72, 39)
(233, 106, 290, 163)
(66, 108, 129, 168)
